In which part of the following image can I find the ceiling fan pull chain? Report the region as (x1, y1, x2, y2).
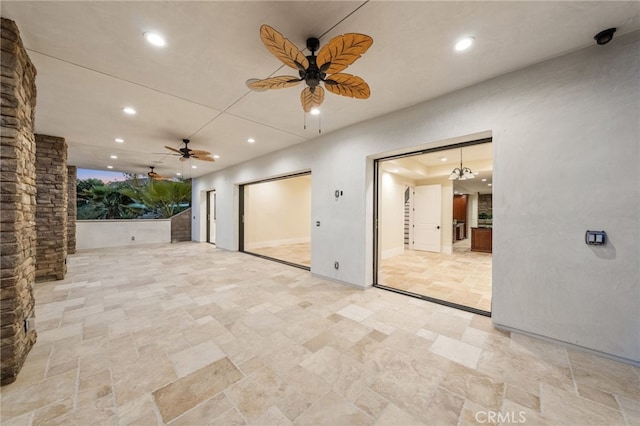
(303, 111, 307, 130)
(318, 113, 321, 134)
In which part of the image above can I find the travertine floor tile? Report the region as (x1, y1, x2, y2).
(337, 304, 375, 322)
(430, 334, 482, 369)
(168, 339, 226, 378)
(540, 383, 626, 425)
(294, 391, 373, 425)
(153, 357, 243, 423)
(169, 392, 234, 426)
(1, 243, 636, 426)
(374, 402, 421, 425)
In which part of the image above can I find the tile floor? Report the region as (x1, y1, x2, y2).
(380, 239, 492, 312)
(246, 243, 311, 268)
(1, 243, 638, 425)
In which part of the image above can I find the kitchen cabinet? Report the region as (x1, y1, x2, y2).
(471, 227, 492, 253)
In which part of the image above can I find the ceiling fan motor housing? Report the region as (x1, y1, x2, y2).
(304, 56, 322, 88)
(306, 37, 320, 52)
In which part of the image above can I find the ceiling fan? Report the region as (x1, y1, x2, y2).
(164, 139, 215, 162)
(246, 25, 373, 112)
(147, 166, 169, 180)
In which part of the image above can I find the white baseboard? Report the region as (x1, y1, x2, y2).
(382, 246, 404, 259)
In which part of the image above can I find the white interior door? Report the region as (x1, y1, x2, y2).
(208, 191, 216, 244)
(413, 184, 441, 252)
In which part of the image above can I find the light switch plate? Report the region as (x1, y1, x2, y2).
(585, 230, 606, 245)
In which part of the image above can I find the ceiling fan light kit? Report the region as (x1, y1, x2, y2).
(246, 24, 373, 114)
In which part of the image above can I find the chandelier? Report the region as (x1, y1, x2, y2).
(448, 148, 475, 180)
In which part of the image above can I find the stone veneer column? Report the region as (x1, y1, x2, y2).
(35, 134, 68, 281)
(67, 165, 76, 254)
(0, 17, 38, 386)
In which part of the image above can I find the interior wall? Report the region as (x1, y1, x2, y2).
(468, 193, 479, 235)
(379, 172, 410, 258)
(244, 175, 311, 249)
(193, 32, 640, 362)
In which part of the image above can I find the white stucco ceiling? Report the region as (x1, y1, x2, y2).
(2, 1, 638, 179)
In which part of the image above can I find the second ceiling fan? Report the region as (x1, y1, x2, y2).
(164, 139, 215, 162)
(147, 166, 169, 180)
(246, 25, 373, 112)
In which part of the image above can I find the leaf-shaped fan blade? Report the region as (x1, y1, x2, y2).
(300, 86, 325, 112)
(324, 73, 370, 99)
(192, 155, 215, 162)
(247, 76, 302, 91)
(189, 149, 211, 156)
(316, 33, 373, 75)
(165, 146, 183, 154)
(149, 173, 169, 180)
(260, 25, 309, 71)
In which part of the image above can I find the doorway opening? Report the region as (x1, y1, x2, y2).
(374, 138, 493, 316)
(239, 172, 311, 270)
(206, 190, 216, 245)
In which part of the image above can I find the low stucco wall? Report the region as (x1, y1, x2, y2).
(77, 219, 171, 250)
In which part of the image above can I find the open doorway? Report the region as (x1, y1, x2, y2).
(206, 190, 216, 245)
(239, 173, 311, 270)
(374, 139, 493, 315)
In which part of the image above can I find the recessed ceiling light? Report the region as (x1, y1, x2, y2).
(122, 107, 136, 115)
(481, 178, 487, 182)
(144, 32, 166, 47)
(440, 157, 447, 162)
(310, 108, 320, 115)
(192, 165, 197, 169)
(110, 155, 118, 159)
(247, 138, 255, 143)
(213, 155, 220, 159)
(176, 172, 182, 176)
(115, 138, 124, 143)
(488, 183, 492, 186)
(107, 165, 113, 169)
(391, 169, 399, 173)
(473, 172, 479, 175)
(455, 37, 475, 52)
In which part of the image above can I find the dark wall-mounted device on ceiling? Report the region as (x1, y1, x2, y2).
(594, 28, 616, 45)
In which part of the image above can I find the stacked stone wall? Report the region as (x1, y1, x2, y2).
(478, 194, 493, 217)
(67, 165, 76, 254)
(35, 134, 68, 281)
(0, 17, 38, 385)
(171, 208, 192, 242)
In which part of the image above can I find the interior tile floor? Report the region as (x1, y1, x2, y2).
(380, 239, 492, 312)
(1, 243, 638, 425)
(247, 242, 311, 268)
